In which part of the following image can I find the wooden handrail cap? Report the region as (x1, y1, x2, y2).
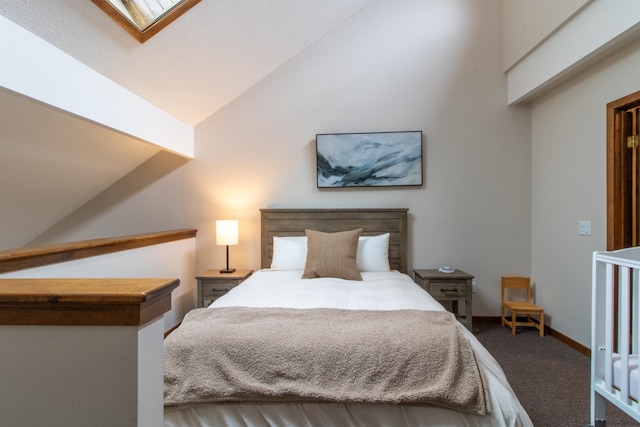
(0, 278, 180, 326)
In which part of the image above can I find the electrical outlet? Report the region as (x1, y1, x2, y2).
(472, 280, 477, 293)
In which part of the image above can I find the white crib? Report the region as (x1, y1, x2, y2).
(592, 247, 640, 426)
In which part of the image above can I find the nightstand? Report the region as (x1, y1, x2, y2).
(413, 269, 473, 331)
(196, 269, 253, 308)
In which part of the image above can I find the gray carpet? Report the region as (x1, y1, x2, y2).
(473, 320, 639, 427)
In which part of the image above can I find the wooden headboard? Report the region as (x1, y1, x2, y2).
(260, 208, 408, 273)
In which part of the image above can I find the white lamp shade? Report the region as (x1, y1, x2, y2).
(216, 220, 239, 246)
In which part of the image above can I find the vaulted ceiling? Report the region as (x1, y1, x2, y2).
(0, 1, 371, 125)
(0, 1, 371, 249)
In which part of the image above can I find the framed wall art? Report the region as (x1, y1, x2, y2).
(316, 131, 423, 188)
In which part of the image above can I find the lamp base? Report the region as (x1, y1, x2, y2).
(219, 268, 236, 274)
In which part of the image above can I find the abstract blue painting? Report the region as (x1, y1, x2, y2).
(316, 131, 423, 188)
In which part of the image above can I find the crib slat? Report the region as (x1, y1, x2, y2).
(605, 262, 614, 392)
(634, 268, 640, 415)
(634, 269, 640, 355)
(620, 266, 631, 403)
(635, 268, 640, 416)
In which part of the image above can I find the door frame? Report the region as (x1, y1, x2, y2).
(607, 90, 640, 250)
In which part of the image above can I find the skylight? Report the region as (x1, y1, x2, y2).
(92, 0, 201, 43)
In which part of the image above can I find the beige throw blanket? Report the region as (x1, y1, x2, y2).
(164, 307, 489, 415)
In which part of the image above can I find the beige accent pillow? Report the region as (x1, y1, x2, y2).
(302, 229, 363, 281)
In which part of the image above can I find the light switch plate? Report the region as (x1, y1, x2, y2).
(579, 221, 591, 236)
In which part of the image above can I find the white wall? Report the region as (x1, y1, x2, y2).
(28, 151, 192, 247)
(531, 37, 640, 347)
(17, 0, 640, 349)
(191, 0, 532, 316)
(0, 319, 164, 427)
(29, 0, 532, 319)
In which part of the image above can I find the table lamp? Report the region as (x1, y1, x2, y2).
(216, 220, 238, 273)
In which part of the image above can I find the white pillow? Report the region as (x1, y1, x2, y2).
(270, 236, 307, 270)
(270, 233, 391, 272)
(357, 233, 390, 272)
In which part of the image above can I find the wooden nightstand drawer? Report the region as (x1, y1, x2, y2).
(196, 269, 253, 308)
(202, 282, 237, 295)
(428, 282, 467, 298)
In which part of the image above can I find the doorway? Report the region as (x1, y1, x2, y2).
(607, 90, 640, 250)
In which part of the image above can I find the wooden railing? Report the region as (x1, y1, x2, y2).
(0, 229, 197, 274)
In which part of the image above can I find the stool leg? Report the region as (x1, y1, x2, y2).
(511, 312, 516, 335)
(539, 312, 544, 337)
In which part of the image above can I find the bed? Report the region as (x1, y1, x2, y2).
(164, 208, 532, 426)
(591, 247, 640, 426)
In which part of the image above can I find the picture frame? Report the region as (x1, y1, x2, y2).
(316, 131, 423, 188)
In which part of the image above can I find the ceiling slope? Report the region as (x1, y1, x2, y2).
(0, 89, 161, 249)
(0, 0, 371, 125)
(0, 1, 370, 250)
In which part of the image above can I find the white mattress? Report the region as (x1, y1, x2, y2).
(165, 270, 533, 427)
(612, 353, 639, 402)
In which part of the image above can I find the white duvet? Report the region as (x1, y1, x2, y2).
(165, 270, 533, 427)
(210, 270, 444, 311)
